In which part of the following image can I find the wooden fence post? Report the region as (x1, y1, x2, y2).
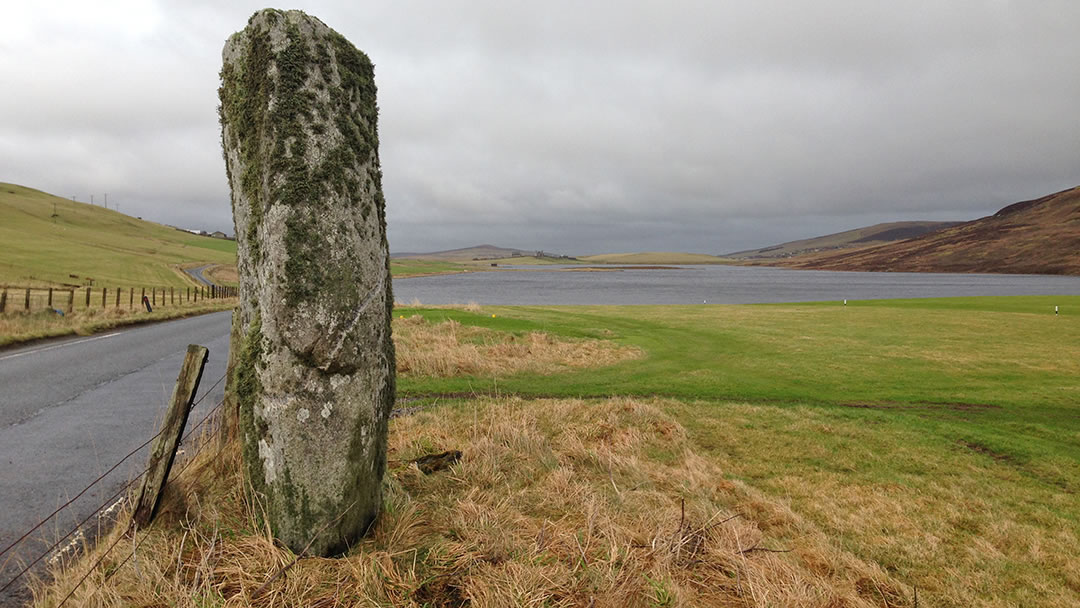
(25, 288, 31, 311)
(1, 289, 7, 313)
(152, 288, 157, 306)
(48, 287, 53, 308)
(132, 344, 209, 527)
(171, 287, 175, 305)
(102, 287, 107, 309)
(85, 287, 91, 308)
(68, 289, 74, 314)
(130, 288, 134, 309)
(116, 287, 121, 308)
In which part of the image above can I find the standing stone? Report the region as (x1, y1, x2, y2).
(218, 9, 395, 556)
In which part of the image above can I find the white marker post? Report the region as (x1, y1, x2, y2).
(1055, 305, 1059, 316)
(843, 299, 847, 306)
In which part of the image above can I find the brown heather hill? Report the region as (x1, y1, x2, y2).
(772, 186, 1080, 275)
(726, 220, 961, 260)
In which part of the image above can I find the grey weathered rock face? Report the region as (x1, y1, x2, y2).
(218, 8, 395, 556)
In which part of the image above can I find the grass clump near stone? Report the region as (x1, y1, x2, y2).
(31, 398, 909, 607)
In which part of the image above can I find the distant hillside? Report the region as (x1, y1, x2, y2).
(726, 221, 961, 260)
(393, 244, 561, 262)
(579, 252, 732, 265)
(776, 186, 1080, 275)
(0, 183, 236, 287)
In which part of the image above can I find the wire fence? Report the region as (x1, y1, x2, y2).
(0, 285, 237, 315)
(0, 371, 229, 602)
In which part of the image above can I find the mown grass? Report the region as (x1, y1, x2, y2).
(391, 296, 1080, 606)
(31, 295, 1080, 606)
(0, 183, 237, 288)
(390, 258, 473, 277)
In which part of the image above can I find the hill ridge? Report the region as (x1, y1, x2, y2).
(726, 220, 962, 260)
(776, 186, 1080, 275)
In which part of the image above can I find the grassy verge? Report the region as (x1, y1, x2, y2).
(31, 296, 1080, 606)
(0, 299, 236, 347)
(391, 259, 474, 278)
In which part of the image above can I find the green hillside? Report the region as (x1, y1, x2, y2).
(0, 183, 236, 288)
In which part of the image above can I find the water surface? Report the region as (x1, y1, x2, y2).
(393, 265, 1080, 306)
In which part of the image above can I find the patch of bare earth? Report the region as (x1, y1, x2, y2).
(394, 315, 641, 377)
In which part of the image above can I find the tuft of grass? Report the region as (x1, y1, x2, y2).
(393, 315, 641, 378)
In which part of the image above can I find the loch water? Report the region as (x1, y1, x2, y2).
(392, 265, 1080, 306)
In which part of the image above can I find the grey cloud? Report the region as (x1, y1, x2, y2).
(2, 1, 1078, 254)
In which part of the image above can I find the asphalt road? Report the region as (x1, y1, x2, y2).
(184, 264, 214, 286)
(0, 311, 232, 605)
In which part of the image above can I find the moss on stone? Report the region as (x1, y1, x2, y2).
(233, 312, 266, 500)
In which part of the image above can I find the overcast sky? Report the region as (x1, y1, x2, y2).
(3, 1, 1078, 255)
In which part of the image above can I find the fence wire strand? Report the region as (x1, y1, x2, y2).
(0, 371, 227, 595)
(0, 395, 226, 594)
(55, 398, 227, 606)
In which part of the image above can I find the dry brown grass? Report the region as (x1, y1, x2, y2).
(394, 316, 642, 378)
(205, 264, 239, 286)
(0, 300, 236, 347)
(31, 398, 913, 607)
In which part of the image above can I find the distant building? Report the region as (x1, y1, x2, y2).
(211, 231, 227, 239)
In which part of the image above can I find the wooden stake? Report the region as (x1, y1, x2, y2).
(132, 344, 209, 526)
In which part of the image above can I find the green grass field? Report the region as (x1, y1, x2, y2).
(389, 258, 472, 278)
(0, 183, 237, 288)
(394, 296, 1080, 605)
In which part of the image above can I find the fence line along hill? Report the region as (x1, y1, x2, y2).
(0, 183, 236, 288)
